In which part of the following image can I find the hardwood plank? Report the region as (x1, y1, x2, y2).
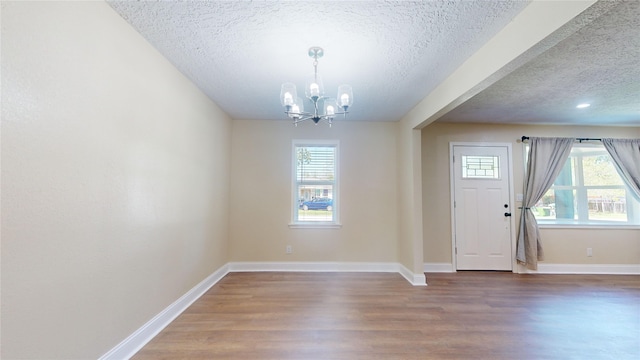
(133, 272, 640, 360)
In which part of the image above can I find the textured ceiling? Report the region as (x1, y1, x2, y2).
(107, 0, 529, 122)
(437, 0, 640, 127)
(108, 0, 639, 126)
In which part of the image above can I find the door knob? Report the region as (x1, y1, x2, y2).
(504, 212, 512, 217)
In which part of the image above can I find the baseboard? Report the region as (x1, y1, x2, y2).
(228, 261, 427, 286)
(519, 263, 640, 275)
(228, 261, 396, 273)
(397, 263, 428, 286)
(423, 262, 455, 273)
(101, 261, 427, 359)
(422, 262, 640, 275)
(99, 264, 230, 360)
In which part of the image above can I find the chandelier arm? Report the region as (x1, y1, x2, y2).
(294, 116, 334, 125)
(293, 116, 317, 125)
(285, 110, 313, 117)
(286, 109, 348, 121)
(289, 113, 315, 122)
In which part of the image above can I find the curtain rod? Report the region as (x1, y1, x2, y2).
(521, 136, 602, 142)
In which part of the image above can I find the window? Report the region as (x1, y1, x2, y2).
(291, 140, 339, 227)
(530, 143, 640, 226)
(462, 155, 501, 179)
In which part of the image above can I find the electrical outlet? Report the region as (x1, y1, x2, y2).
(587, 248, 593, 257)
(286, 245, 293, 254)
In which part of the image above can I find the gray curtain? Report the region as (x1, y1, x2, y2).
(516, 137, 574, 270)
(602, 138, 640, 202)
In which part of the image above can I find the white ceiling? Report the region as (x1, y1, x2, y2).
(108, 0, 640, 127)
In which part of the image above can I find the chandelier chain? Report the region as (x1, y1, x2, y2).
(313, 60, 318, 81)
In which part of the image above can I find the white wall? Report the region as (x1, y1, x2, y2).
(422, 122, 640, 267)
(229, 120, 398, 263)
(1, 2, 231, 359)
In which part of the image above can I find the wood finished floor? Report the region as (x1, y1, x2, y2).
(133, 272, 640, 360)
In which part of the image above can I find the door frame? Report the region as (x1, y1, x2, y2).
(449, 142, 517, 272)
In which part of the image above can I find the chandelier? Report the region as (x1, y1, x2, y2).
(280, 47, 353, 127)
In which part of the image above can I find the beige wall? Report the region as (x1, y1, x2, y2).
(396, 121, 424, 275)
(1, 2, 231, 359)
(422, 122, 640, 266)
(229, 120, 398, 263)
(1, 1, 637, 358)
(396, 123, 414, 269)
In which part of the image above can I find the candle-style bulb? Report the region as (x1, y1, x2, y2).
(310, 83, 320, 97)
(340, 94, 349, 106)
(284, 92, 293, 106)
(327, 105, 335, 116)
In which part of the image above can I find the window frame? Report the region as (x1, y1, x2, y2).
(525, 142, 640, 229)
(289, 139, 341, 229)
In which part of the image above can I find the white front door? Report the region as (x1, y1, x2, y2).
(452, 144, 513, 270)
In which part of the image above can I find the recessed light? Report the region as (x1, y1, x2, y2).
(576, 103, 591, 109)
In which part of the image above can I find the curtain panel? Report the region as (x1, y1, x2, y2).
(602, 138, 640, 202)
(516, 137, 574, 270)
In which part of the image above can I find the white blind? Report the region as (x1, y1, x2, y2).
(296, 146, 336, 184)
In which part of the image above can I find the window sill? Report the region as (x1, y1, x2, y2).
(538, 223, 640, 230)
(288, 222, 342, 229)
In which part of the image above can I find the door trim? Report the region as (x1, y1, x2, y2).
(449, 142, 517, 272)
